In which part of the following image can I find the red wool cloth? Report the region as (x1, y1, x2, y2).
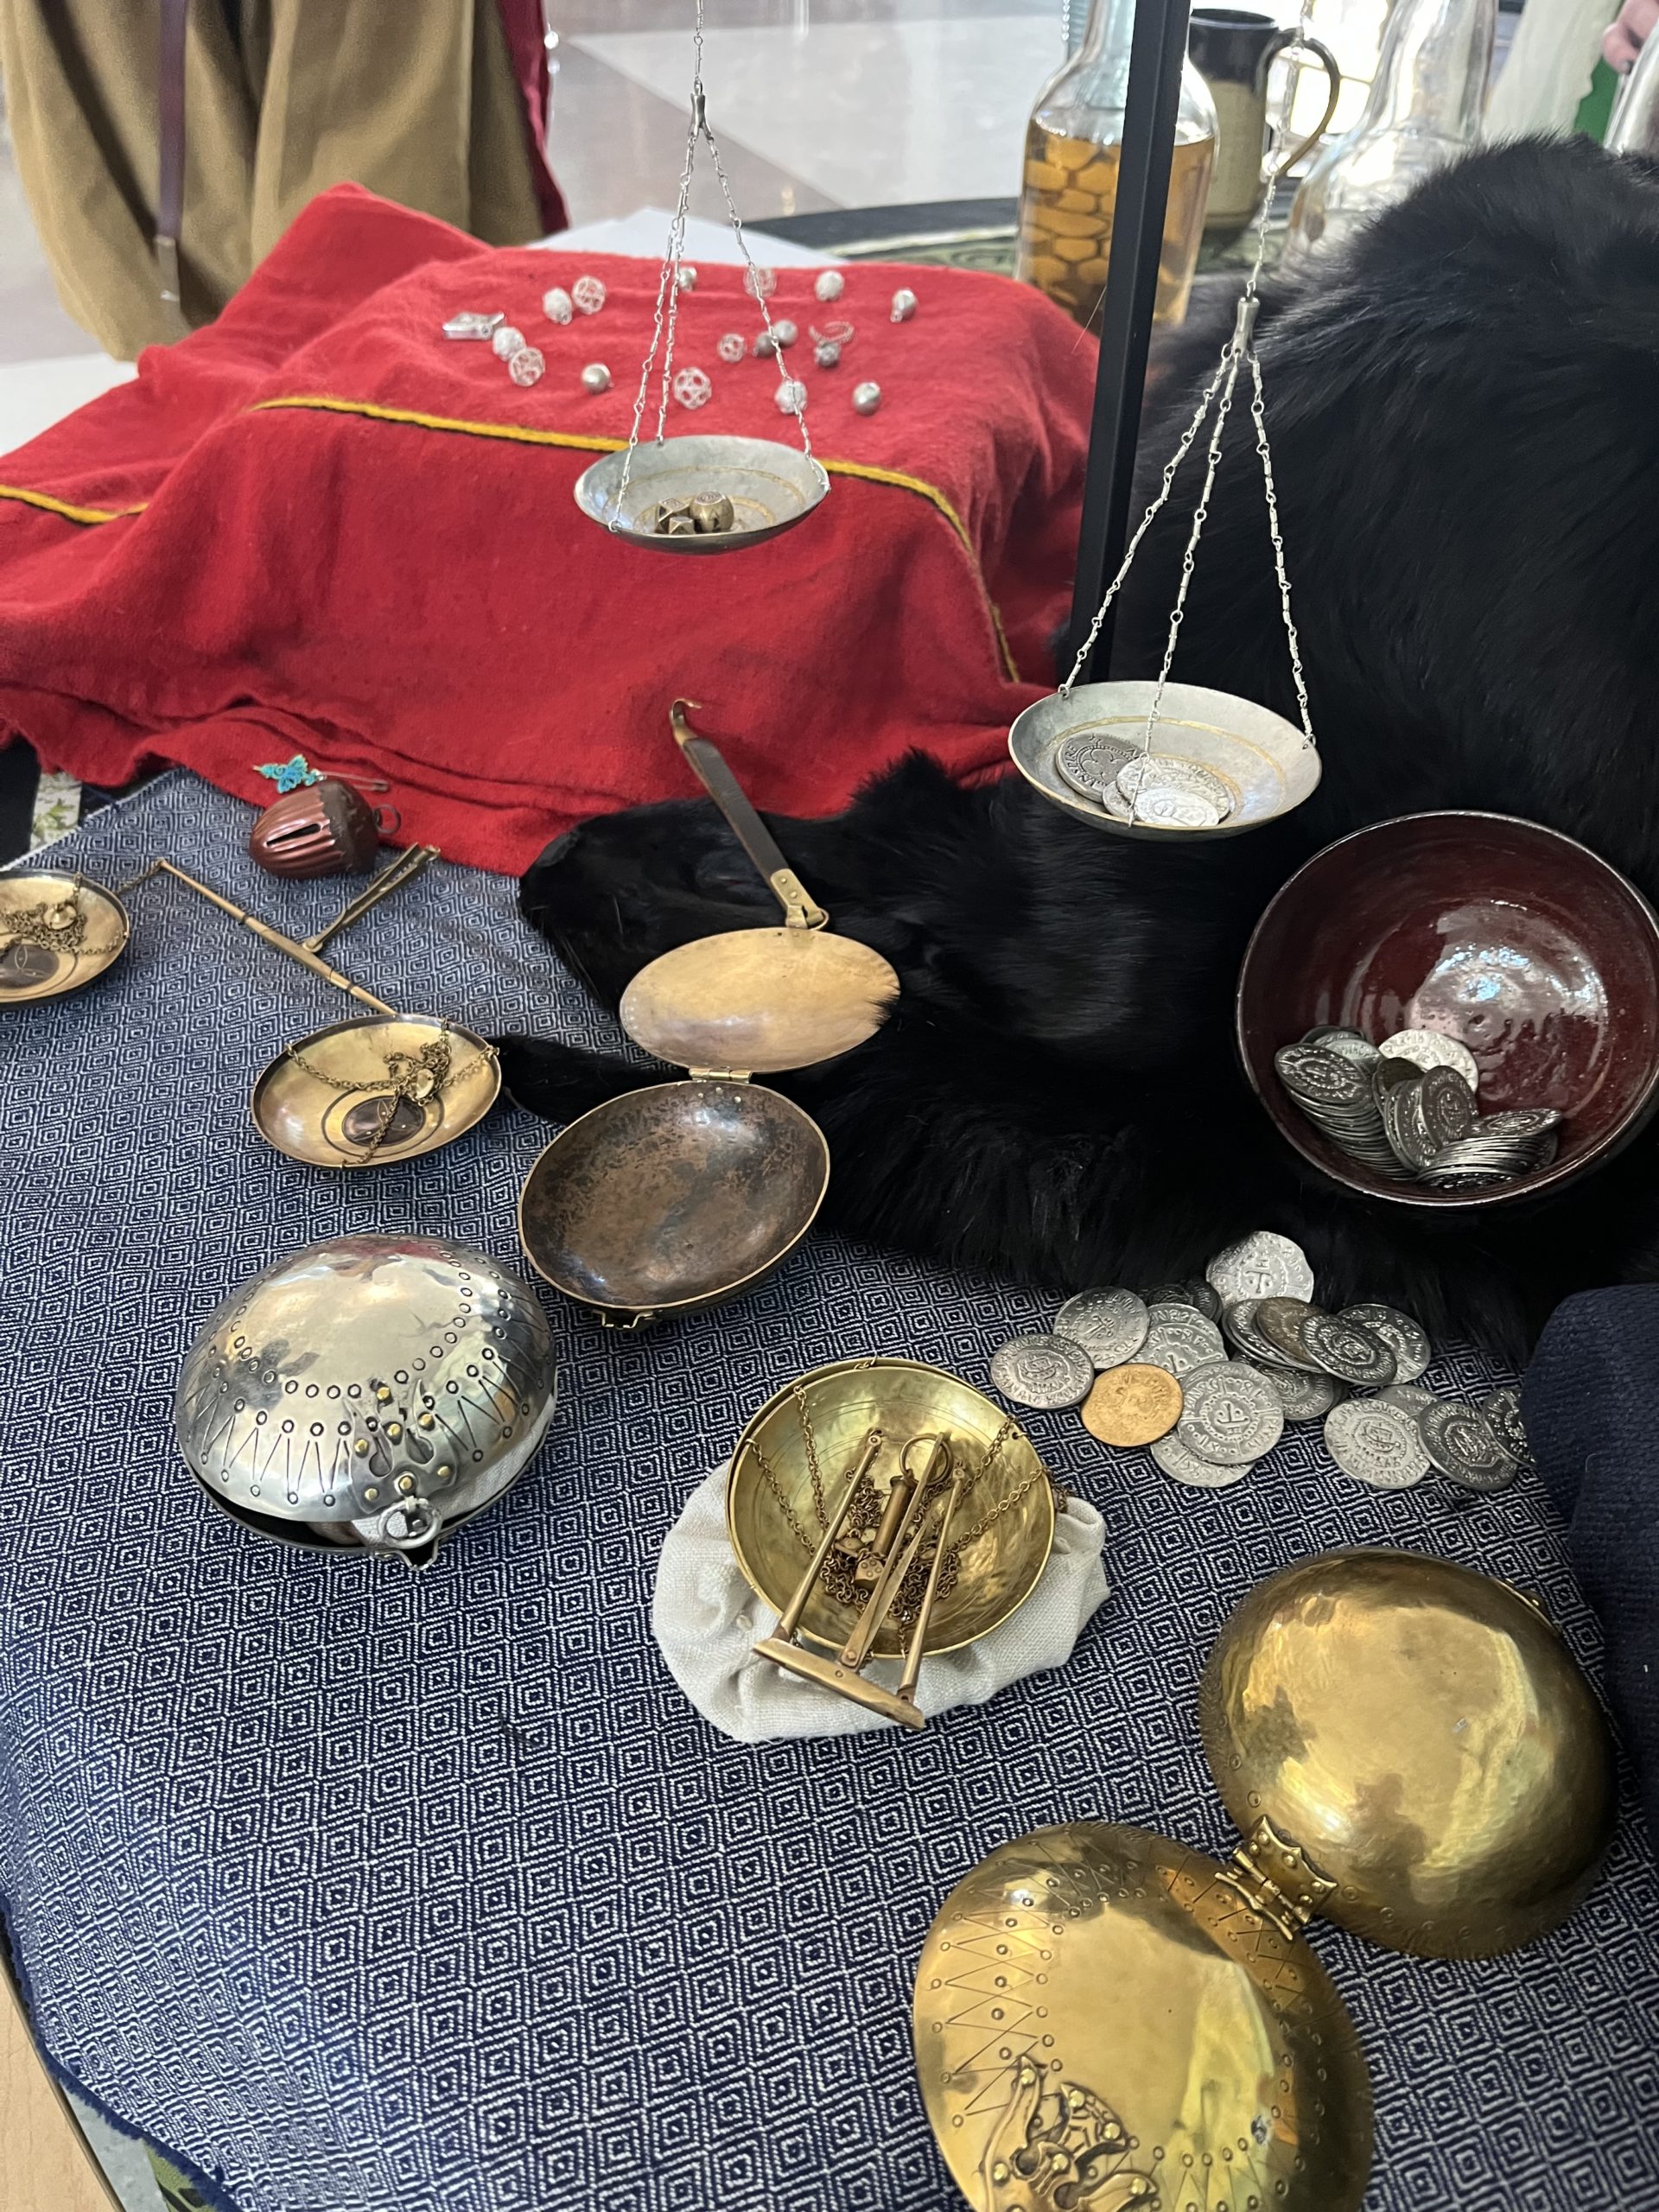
(0, 187, 1095, 875)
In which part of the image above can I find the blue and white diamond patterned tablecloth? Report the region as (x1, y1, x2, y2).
(1, 772, 1656, 2212)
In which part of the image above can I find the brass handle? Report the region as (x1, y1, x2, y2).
(669, 700, 829, 931)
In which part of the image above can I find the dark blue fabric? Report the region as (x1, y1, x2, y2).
(1524, 1287, 1659, 1855)
(3, 773, 1658, 2212)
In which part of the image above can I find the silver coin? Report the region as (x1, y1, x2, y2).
(1252, 1297, 1328, 1372)
(1053, 1288, 1150, 1370)
(1150, 1430, 1249, 1490)
(1324, 1398, 1430, 1489)
(1114, 754, 1234, 817)
(1376, 1382, 1440, 1419)
(1276, 1043, 1368, 1109)
(1336, 1303, 1431, 1383)
(1141, 1309, 1228, 1377)
(1420, 1400, 1516, 1491)
(989, 1333, 1095, 1409)
(1183, 1279, 1223, 1322)
(1206, 1231, 1315, 1306)
(1481, 1384, 1536, 1469)
(1416, 1064, 1478, 1154)
(1306, 1026, 1381, 1070)
(1300, 1311, 1398, 1388)
(1221, 1299, 1300, 1371)
(1244, 1361, 1347, 1422)
(1379, 1029, 1480, 1091)
(1128, 784, 1229, 830)
(1142, 1284, 1195, 1309)
(1179, 1361, 1286, 1465)
(1055, 729, 1138, 800)
(1377, 1071, 1439, 1173)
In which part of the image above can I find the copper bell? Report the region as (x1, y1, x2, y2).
(249, 779, 389, 878)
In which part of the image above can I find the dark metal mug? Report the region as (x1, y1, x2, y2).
(1189, 8, 1343, 239)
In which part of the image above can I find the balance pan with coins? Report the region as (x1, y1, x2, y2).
(913, 1548, 1616, 2211)
(724, 1357, 1058, 1730)
(572, 0, 829, 552)
(1237, 812, 1659, 1209)
(1009, 155, 1320, 842)
(518, 702, 899, 1327)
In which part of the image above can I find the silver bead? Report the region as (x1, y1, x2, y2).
(852, 380, 881, 415)
(675, 266, 698, 293)
(775, 378, 808, 416)
(491, 324, 527, 360)
(442, 310, 505, 340)
(745, 265, 778, 301)
(813, 339, 841, 369)
(673, 365, 713, 410)
(572, 276, 606, 315)
(508, 346, 545, 387)
(717, 332, 745, 364)
(753, 330, 780, 358)
(542, 287, 574, 325)
(581, 362, 612, 394)
(890, 288, 918, 323)
(814, 270, 845, 302)
(772, 318, 798, 348)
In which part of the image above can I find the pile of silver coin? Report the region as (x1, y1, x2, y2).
(988, 1229, 1535, 1494)
(1055, 728, 1235, 831)
(1274, 1027, 1561, 1189)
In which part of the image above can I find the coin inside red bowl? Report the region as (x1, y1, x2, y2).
(1236, 811, 1659, 1207)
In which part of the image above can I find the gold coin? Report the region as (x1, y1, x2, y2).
(1081, 1363, 1183, 1447)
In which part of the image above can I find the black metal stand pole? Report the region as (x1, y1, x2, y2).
(1064, 0, 1194, 682)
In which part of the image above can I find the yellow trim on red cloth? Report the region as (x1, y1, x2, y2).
(0, 484, 147, 525)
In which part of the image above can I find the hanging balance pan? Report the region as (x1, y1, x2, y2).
(1009, 679, 1321, 841)
(575, 432, 830, 554)
(517, 702, 898, 1327)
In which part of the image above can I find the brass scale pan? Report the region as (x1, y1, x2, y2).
(518, 703, 899, 1326)
(913, 1550, 1616, 2212)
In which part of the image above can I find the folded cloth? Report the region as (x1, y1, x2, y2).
(0, 185, 1096, 875)
(1523, 1287, 1659, 1845)
(652, 1465, 1109, 1741)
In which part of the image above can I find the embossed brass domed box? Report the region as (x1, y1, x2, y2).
(176, 1236, 556, 1566)
(914, 1550, 1615, 2211)
(518, 707, 898, 1328)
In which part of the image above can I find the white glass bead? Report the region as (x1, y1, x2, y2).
(581, 362, 612, 394)
(890, 288, 918, 323)
(572, 276, 607, 315)
(717, 333, 745, 364)
(675, 266, 698, 293)
(491, 324, 527, 360)
(814, 270, 845, 302)
(745, 265, 778, 301)
(775, 378, 808, 416)
(542, 287, 574, 325)
(852, 380, 881, 415)
(672, 365, 713, 410)
(508, 346, 545, 388)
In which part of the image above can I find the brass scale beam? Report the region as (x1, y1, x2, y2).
(117, 846, 441, 1013)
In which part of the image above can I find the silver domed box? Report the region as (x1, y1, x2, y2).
(175, 1236, 557, 1564)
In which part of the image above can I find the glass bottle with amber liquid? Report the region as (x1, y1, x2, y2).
(1017, 0, 1218, 328)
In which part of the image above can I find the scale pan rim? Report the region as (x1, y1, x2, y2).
(574, 434, 830, 553)
(0, 869, 131, 1004)
(1009, 679, 1320, 839)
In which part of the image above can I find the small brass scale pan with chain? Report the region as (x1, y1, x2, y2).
(518, 702, 900, 1327)
(0, 852, 499, 1169)
(913, 1550, 1616, 2212)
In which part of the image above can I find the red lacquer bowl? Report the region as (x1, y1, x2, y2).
(1236, 812, 1659, 1207)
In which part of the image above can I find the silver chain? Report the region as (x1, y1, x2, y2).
(1060, 99, 1316, 760)
(613, 0, 820, 528)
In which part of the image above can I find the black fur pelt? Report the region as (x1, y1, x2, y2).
(499, 139, 1659, 1363)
